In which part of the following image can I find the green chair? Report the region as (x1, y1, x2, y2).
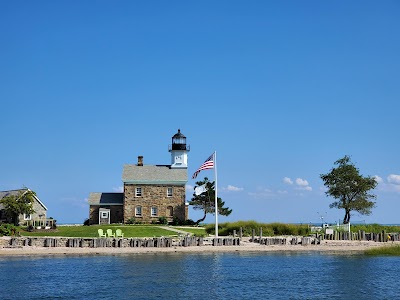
(107, 228, 115, 238)
(116, 229, 124, 238)
(98, 229, 107, 237)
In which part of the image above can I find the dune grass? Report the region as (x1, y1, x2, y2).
(351, 224, 400, 234)
(19, 225, 177, 238)
(205, 221, 310, 236)
(364, 245, 400, 256)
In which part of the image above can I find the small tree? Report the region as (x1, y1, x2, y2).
(320, 156, 377, 224)
(189, 177, 232, 225)
(0, 189, 36, 225)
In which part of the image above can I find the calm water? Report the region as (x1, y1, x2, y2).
(0, 252, 398, 300)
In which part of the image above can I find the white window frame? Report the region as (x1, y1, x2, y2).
(135, 187, 142, 197)
(101, 211, 109, 218)
(167, 187, 173, 197)
(135, 206, 142, 217)
(151, 207, 158, 217)
(24, 214, 32, 221)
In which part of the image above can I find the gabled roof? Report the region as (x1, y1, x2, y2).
(122, 164, 187, 184)
(0, 189, 48, 210)
(88, 192, 124, 205)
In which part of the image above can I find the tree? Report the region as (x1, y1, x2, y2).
(320, 156, 377, 224)
(189, 177, 232, 225)
(0, 189, 36, 225)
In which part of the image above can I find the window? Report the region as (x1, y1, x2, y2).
(24, 214, 32, 221)
(151, 207, 158, 217)
(135, 206, 142, 216)
(101, 211, 109, 218)
(135, 187, 142, 197)
(167, 187, 173, 197)
(167, 206, 173, 217)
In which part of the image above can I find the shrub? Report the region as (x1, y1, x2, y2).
(171, 217, 180, 226)
(0, 223, 19, 236)
(83, 219, 90, 226)
(126, 217, 136, 225)
(158, 216, 168, 225)
(183, 219, 196, 226)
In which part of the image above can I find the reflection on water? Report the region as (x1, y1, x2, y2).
(1, 252, 398, 300)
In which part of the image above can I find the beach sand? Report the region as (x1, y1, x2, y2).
(1, 238, 396, 256)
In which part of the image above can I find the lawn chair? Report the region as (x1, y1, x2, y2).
(98, 229, 107, 237)
(115, 229, 124, 238)
(107, 228, 115, 238)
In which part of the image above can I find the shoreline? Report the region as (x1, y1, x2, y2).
(1, 239, 396, 257)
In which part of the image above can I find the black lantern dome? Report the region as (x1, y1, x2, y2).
(169, 129, 190, 151)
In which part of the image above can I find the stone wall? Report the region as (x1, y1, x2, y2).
(89, 205, 123, 225)
(124, 184, 187, 223)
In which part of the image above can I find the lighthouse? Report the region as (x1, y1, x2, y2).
(169, 129, 190, 168)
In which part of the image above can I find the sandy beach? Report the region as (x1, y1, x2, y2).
(1, 238, 396, 256)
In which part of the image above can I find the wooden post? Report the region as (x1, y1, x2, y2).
(233, 230, 236, 238)
(259, 227, 262, 244)
(239, 227, 243, 240)
(252, 229, 255, 242)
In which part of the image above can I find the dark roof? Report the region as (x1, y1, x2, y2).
(172, 129, 186, 138)
(88, 193, 124, 205)
(0, 189, 47, 210)
(122, 164, 187, 184)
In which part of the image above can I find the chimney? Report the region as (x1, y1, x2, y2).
(137, 156, 143, 166)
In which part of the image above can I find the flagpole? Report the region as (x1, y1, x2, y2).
(214, 151, 218, 238)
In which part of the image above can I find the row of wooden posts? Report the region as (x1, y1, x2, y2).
(249, 228, 399, 244)
(8, 236, 241, 248)
(6, 228, 397, 249)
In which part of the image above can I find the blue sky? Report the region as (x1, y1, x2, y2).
(1, 1, 399, 225)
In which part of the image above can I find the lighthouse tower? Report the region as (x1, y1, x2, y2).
(169, 129, 190, 168)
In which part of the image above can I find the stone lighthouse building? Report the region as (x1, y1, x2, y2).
(88, 129, 190, 225)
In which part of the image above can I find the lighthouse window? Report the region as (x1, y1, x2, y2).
(167, 187, 173, 197)
(135, 187, 142, 197)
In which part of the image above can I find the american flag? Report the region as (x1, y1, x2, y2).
(192, 153, 214, 179)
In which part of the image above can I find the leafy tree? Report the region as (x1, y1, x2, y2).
(189, 177, 232, 225)
(0, 189, 36, 225)
(320, 156, 377, 224)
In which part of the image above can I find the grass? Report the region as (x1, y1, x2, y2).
(175, 226, 206, 237)
(351, 224, 400, 234)
(364, 245, 400, 256)
(19, 225, 178, 238)
(205, 221, 311, 236)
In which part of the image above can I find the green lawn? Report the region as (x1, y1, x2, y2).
(175, 227, 206, 236)
(19, 225, 178, 238)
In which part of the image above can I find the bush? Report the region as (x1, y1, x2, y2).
(170, 218, 196, 226)
(171, 217, 180, 226)
(83, 219, 90, 226)
(0, 223, 19, 236)
(183, 219, 196, 226)
(126, 217, 136, 225)
(158, 216, 168, 225)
